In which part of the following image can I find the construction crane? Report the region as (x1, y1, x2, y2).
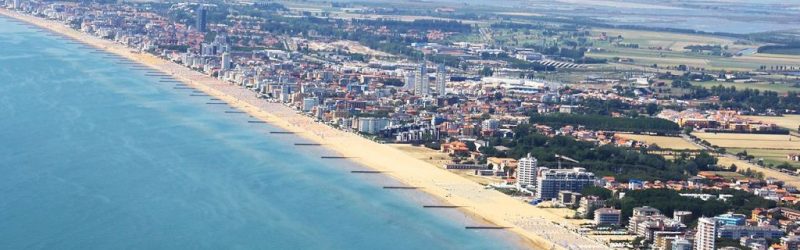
(554, 154, 580, 169)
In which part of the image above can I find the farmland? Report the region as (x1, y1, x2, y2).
(743, 115, 800, 132)
(692, 132, 800, 150)
(587, 28, 800, 71)
(693, 132, 800, 169)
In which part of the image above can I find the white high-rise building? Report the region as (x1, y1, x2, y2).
(695, 217, 718, 250)
(357, 117, 390, 134)
(221, 52, 232, 71)
(436, 64, 446, 96)
(516, 153, 538, 188)
(13, 0, 20, 9)
(414, 62, 429, 96)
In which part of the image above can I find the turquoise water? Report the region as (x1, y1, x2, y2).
(0, 17, 518, 249)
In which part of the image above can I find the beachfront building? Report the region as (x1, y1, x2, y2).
(628, 215, 686, 241)
(535, 167, 595, 200)
(302, 97, 318, 112)
(577, 196, 605, 218)
(695, 217, 718, 250)
(357, 117, 390, 134)
(558, 191, 581, 207)
(221, 52, 232, 71)
(516, 153, 538, 189)
(594, 208, 621, 226)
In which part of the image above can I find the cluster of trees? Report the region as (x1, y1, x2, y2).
(427, 54, 462, 68)
(480, 124, 716, 181)
(671, 80, 693, 88)
(659, 71, 716, 83)
(683, 85, 800, 113)
(604, 189, 776, 225)
(614, 43, 639, 48)
(757, 43, 800, 55)
(684, 44, 723, 52)
(521, 44, 587, 60)
(530, 113, 680, 134)
(490, 22, 545, 30)
(568, 99, 660, 117)
(737, 167, 766, 179)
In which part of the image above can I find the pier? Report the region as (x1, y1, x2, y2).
(382, 186, 421, 190)
(422, 205, 466, 208)
(350, 170, 384, 174)
(464, 226, 511, 230)
(269, 131, 296, 134)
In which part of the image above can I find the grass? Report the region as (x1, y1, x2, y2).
(616, 134, 701, 150)
(731, 149, 800, 169)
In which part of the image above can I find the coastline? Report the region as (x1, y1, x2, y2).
(0, 10, 606, 250)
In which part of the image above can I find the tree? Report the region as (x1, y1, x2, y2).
(481, 66, 494, 77)
(645, 103, 659, 116)
(466, 141, 477, 152)
(582, 186, 613, 200)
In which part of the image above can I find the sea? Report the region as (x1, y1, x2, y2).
(0, 16, 521, 249)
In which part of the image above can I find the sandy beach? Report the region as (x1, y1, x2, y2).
(0, 9, 608, 250)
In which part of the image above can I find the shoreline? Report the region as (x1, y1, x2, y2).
(0, 10, 606, 250)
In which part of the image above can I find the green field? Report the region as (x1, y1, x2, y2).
(732, 149, 800, 169)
